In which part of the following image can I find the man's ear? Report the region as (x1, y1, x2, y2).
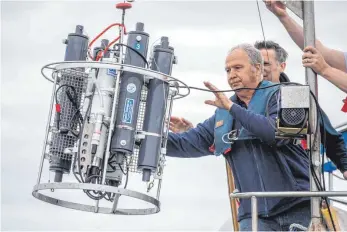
(280, 62, 287, 72)
(255, 63, 262, 76)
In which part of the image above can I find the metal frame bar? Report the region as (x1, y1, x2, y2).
(230, 191, 347, 231)
(32, 182, 160, 215)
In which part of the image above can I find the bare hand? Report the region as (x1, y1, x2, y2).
(344, 171, 347, 180)
(302, 46, 330, 76)
(169, 116, 193, 133)
(263, 0, 288, 19)
(204, 81, 233, 110)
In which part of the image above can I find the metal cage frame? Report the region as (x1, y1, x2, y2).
(32, 61, 190, 215)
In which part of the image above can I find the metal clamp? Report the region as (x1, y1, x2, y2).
(222, 129, 239, 144)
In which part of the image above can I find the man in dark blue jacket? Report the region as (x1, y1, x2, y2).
(166, 43, 347, 231)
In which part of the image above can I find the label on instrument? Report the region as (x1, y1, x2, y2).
(122, 98, 134, 124)
(107, 69, 117, 77)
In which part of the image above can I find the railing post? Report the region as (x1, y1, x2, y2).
(251, 196, 258, 232)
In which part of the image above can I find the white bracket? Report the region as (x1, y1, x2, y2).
(282, 0, 303, 19)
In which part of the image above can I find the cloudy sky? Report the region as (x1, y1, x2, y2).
(1, 0, 347, 231)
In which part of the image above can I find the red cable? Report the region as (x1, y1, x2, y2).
(88, 23, 127, 60)
(95, 35, 121, 61)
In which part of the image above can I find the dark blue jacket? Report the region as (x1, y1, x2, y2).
(166, 80, 347, 221)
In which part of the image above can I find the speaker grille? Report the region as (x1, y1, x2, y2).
(281, 108, 306, 126)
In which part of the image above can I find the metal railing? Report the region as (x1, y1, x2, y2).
(328, 122, 347, 206)
(230, 191, 347, 232)
(229, 122, 347, 231)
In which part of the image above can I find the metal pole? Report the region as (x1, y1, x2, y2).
(156, 93, 175, 200)
(36, 74, 58, 184)
(303, 0, 322, 226)
(251, 196, 258, 232)
(329, 172, 333, 191)
(230, 191, 347, 199)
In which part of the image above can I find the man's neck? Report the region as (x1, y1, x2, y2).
(237, 92, 253, 105)
(236, 81, 262, 105)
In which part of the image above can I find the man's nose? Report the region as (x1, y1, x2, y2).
(229, 75, 238, 82)
(231, 73, 239, 78)
(228, 71, 236, 78)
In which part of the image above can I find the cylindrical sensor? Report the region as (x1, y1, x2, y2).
(64, 25, 89, 61)
(110, 22, 149, 154)
(137, 37, 175, 182)
(93, 39, 110, 60)
(49, 25, 89, 182)
(90, 57, 116, 163)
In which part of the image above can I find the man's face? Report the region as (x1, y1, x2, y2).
(225, 48, 261, 94)
(260, 49, 286, 82)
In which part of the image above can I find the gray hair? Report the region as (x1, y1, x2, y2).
(228, 43, 264, 69)
(254, 40, 288, 63)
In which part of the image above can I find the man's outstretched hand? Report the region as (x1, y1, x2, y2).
(204, 81, 233, 111)
(169, 116, 194, 133)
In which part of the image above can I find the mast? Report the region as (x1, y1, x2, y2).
(302, 1, 323, 230)
(284, 0, 323, 229)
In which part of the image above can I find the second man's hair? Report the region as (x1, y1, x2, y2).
(254, 40, 288, 63)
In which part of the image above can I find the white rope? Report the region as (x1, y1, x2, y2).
(289, 223, 308, 231)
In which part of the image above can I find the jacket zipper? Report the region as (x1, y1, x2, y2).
(250, 140, 269, 216)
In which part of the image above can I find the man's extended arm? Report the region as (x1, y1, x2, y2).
(166, 114, 215, 158)
(320, 65, 347, 93)
(264, 0, 347, 72)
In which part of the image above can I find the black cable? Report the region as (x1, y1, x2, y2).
(112, 43, 149, 67)
(55, 84, 76, 130)
(300, 90, 337, 231)
(55, 84, 77, 104)
(84, 174, 108, 200)
(55, 84, 84, 137)
(315, 102, 337, 231)
(255, 0, 273, 82)
(177, 82, 282, 93)
(123, 167, 129, 189)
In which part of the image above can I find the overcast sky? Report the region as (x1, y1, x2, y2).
(1, 1, 347, 231)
